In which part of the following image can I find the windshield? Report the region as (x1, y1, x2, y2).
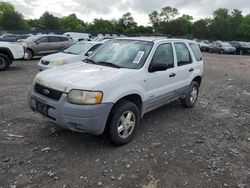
(87, 40, 153, 69)
(25, 35, 37, 43)
(64, 43, 93, 55)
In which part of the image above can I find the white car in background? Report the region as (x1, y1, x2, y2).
(37, 41, 103, 71)
(63, 32, 91, 42)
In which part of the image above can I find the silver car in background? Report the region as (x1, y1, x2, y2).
(37, 41, 103, 71)
(25, 35, 74, 60)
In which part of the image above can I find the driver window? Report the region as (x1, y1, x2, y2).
(36, 37, 48, 43)
(151, 43, 174, 69)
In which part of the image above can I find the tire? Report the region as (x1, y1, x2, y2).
(182, 81, 199, 108)
(0, 53, 11, 71)
(239, 50, 243, 55)
(220, 50, 224, 54)
(26, 49, 33, 60)
(107, 100, 140, 146)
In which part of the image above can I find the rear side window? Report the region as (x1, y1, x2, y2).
(174, 43, 192, 66)
(59, 37, 69, 42)
(48, 36, 59, 42)
(189, 43, 202, 61)
(151, 43, 174, 69)
(49, 36, 68, 42)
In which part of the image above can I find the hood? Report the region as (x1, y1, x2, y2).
(41, 52, 81, 63)
(34, 62, 135, 93)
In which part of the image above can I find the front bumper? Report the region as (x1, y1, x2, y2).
(28, 85, 113, 135)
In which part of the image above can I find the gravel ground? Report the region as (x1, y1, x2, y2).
(0, 53, 249, 188)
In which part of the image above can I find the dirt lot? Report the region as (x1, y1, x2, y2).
(0, 53, 249, 188)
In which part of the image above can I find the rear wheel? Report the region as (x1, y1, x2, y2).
(182, 81, 199, 108)
(220, 50, 224, 54)
(0, 53, 11, 71)
(239, 50, 244, 55)
(108, 100, 140, 146)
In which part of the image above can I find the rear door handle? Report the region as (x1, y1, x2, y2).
(189, 68, 194, 72)
(169, 73, 176, 78)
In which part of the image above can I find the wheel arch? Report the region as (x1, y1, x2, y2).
(0, 47, 14, 61)
(192, 76, 202, 86)
(26, 47, 34, 56)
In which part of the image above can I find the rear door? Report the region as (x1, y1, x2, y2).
(172, 42, 194, 95)
(48, 36, 62, 53)
(145, 43, 177, 111)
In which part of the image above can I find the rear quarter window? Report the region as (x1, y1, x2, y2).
(189, 43, 203, 61)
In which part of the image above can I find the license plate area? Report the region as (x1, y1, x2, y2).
(36, 100, 48, 116)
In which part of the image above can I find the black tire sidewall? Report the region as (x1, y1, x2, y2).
(0, 54, 10, 71)
(108, 100, 140, 146)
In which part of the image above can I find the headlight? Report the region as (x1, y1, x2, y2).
(68, 90, 103, 105)
(51, 59, 67, 66)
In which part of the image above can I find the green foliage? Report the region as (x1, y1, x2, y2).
(38, 12, 60, 30)
(2, 1, 250, 41)
(60, 14, 86, 31)
(238, 15, 250, 40)
(0, 2, 28, 30)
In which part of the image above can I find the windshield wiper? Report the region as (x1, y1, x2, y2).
(84, 58, 97, 64)
(64, 51, 77, 55)
(96, 61, 121, 68)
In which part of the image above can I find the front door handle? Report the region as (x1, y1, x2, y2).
(169, 73, 176, 78)
(189, 68, 194, 72)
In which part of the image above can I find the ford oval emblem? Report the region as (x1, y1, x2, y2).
(43, 89, 50, 95)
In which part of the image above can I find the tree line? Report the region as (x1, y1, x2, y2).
(1, 1, 250, 41)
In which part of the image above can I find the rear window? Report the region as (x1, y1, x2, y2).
(59, 37, 69, 42)
(189, 43, 202, 61)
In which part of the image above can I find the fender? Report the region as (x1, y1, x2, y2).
(0, 47, 14, 60)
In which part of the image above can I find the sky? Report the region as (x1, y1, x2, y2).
(3, 0, 250, 25)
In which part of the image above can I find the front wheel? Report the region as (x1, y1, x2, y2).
(0, 53, 11, 71)
(26, 49, 33, 60)
(108, 100, 140, 146)
(182, 81, 199, 108)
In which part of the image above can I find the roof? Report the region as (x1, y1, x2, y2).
(115, 37, 196, 43)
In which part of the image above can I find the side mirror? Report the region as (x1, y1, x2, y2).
(86, 51, 94, 56)
(35, 41, 40, 45)
(149, 62, 168, 73)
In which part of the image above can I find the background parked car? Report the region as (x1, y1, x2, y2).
(63, 32, 91, 42)
(229, 41, 250, 55)
(198, 41, 210, 52)
(208, 41, 236, 54)
(37, 41, 103, 71)
(25, 34, 74, 60)
(0, 34, 31, 42)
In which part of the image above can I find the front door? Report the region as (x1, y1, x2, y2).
(33, 36, 50, 55)
(145, 43, 177, 112)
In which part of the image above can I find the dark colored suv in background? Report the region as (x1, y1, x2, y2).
(25, 35, 74, 60)
(229, 41, 250, 55)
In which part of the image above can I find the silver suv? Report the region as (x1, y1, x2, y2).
(25, 35, 74, 60)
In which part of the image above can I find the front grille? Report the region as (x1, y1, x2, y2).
(41, 60, 50, 65)
(35, 84, 63, 101)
